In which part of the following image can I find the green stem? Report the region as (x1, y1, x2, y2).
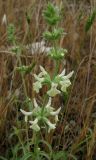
(17, 54, 27, 98)
(53, 60, 60, 78)
(26, 122, 30, 151)
(53, 39, 60, 78)
(17, 134, 26, 155)
(33, 132, 40, 159)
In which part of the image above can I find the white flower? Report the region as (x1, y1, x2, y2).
(63, 71, 74, 79)
(50, 107, 61, 116)
(20, 109, 32, 122)
(34, 74, 44, 82)
(58, 70, 74, 92)
(20, 98, 61, 133)
(59, 68, 65, 77)
(45, 97, 54, 113)
(33, 81, 42, 93)
(47, 83, 60, 97)
(33, 98, 39, 108)
(60, 79, 71, 92)
(33, 66, 48, 93)
(40, 66, 47, 75)
(29, 118, 40, 132)
(45, 97, 52, 108)
(44, 117, 56, 133)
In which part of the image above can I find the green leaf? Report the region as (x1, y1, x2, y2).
(20, 152, 34, 160)
(43, 2, 60, 25)
(11, 46, 21, 55)
(16, 62, 35, 75)
(38, 140, 52, 156)
(43, 28, 64, 41)
(53, 151, 68, 160)
(85, 10, 96, 32)
(39, 151, 50, 160)
(7, 23, 16, 44)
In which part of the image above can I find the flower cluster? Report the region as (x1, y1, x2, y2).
(48, 47, 67, 60)
(20, 98, 61, 133)
(33, 66, 74, 97)
(20, 2, 74, 135)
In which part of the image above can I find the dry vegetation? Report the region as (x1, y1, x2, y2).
(0, 0, 96, 159)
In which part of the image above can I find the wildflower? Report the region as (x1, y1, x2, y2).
(50, 107, 61, 116)
(33, 81, 42, 93)
(31, 98, 61, 132)
(20, 98, 61, 133)
(47, 82, 60, 97)
(29, 118, 40, 132)
(44, 117, 56, 133)
(60, 79, 71, 92)
(39, 65, 48, 76)
(59, 70, 74, 92)
(33, 66, 50, 93)
(20, 109, 32, 122)
(54, 69, 74, 93)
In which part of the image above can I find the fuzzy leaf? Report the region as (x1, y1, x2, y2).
(85, 10, 96, 32)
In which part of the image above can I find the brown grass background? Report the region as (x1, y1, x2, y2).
(0, 0, 96, 159)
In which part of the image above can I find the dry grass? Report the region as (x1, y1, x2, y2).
(0, 0, 96, 159)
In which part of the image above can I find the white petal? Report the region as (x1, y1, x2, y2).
(33, 81, 42, 93)
(34, 74, 44, 82)
(44, 118, 56, 131)
(40, 66, 47, 75)
(50, 107, 61, 116)
(47, 83, 60, 97)
(29, 118, 40, 132)
(55, 115, 59, 123)
(46, 97, 52, 108)
(65, 71, 74, 79)
(30, 123, 40, 132)
(52, 83, 58, 88)
(25, 116, 28, 122)
(20, 109, 32, 116)
(59, 69, 66, 77)
(60, 80, 71, 92)
(29, 118, 38, 124)
(33, 99, 39, 108)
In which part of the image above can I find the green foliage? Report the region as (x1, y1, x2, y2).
(16, 62, 35, 75)
(25, 11, 31, 25)
(43, 28, 64, 41)
(43, 2, 60, 26)
(1, 2, 74, 160)
(11, 45, 21, 55)
(7, 24, 16, 44)
(20, 152, 34, 160)
(48, 48, 67, 60)
(85, 10, 96, 32)
(52, 151, 68, 160)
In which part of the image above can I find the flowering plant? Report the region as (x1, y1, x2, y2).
(33, 66, 74, 97)
(3, 2, 74, 160)
(19, 3, 74, 159)
(20, 98, 61, 133)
